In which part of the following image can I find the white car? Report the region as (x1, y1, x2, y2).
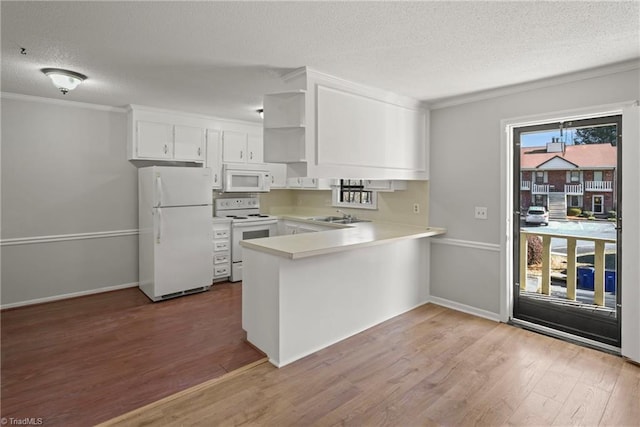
(525, 206, 549, 225)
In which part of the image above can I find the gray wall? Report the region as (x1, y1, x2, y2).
(429, 67, 640, 314)
(1, 96, 138, 306)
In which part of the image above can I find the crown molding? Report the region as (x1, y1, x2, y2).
(0, 92, 128, 113)
(429, 59, 640, 110)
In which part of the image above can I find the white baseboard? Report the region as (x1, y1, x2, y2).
(1, 282, 139, 310)
(428, 295, 502, 322)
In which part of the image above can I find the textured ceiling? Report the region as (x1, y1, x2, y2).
(2, 1, 639, 122)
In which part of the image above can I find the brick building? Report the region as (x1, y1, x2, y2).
(520, 141, 616, 218)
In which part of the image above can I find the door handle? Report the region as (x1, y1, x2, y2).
(250, 151, 253, 160)
(156, 208, 162, 243)
(240, 150, 243, 159)
(155, 174, 162, 207)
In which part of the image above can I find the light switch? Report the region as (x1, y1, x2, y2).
(475, 207, 488, 220)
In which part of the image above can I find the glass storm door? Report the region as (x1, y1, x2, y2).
(512, 115, 622, 347)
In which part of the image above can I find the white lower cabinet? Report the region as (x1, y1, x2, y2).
(212, 218, 231, 281)
(280, 219, 338, 235)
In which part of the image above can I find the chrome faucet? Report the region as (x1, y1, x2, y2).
(336, 209, 353, 220)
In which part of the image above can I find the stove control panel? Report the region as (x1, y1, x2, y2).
(215, 197, 260, 211)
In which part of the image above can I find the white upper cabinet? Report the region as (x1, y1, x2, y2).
(205, 129, 222, 189)
(286, 177, 334, 190)
(263, 68, 429, 180)
(136, 121, 173, 159)
(267, 163, 288, 188)
(127, 106, 264, 180)
(222, 130, 246, 163)
(128, 109, 204, 163)
(222, 131, 264, 164)
(174, 125, 205, 161)
(363, 180, 407, 192)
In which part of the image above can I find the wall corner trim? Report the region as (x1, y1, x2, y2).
(1, 229, 139, 246)
(429, 59, 640, 110)
(430, 237, 501, 252)
(1, 92, 128, 113)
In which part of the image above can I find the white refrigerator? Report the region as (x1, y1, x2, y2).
(138, 166, 213, 301)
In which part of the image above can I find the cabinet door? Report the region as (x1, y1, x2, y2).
(247, 134, 264, 163)
(301, 177, 333, 189)
(287, 177, 303, 188)
(206, 129, 222, 189)
(301, 177, 317, 188)
(174, 125, 205, 161)
(363, 180, 407, 192)
(267, 163, 287, 188)
(222, 130, 247, 163)
(137, 121, 173, 159)
(364, 180, 392, 191)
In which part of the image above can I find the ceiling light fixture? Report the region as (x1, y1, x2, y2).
(41, 68, 87, 95)
(257, 108, 264, 119)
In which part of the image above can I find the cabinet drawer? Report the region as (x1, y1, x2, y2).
(214, 254, 229, 264)
(214, 241, 229, 251)
(214, 266, 230, 277)
(214, 229, 229, 239)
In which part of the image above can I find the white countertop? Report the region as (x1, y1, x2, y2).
(240, 215, 446, 259)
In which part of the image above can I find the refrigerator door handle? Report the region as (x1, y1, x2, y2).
(156, 208, 162, 243)
(155, 174, 162, 207)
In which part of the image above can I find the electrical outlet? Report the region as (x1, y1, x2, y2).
(413, 203, 420, 214)
(475, 207, 488, 220)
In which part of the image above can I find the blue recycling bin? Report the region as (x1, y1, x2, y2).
(604, 270, 616, 293)
(577, 267, 594, 290)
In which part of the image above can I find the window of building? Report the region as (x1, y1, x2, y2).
(332, 179, 378, 209)
(535, 171, 545, 184)
(570, 170, 580, 182)
(569, 195, 582, 207)
(593, 171, 603, 181)
(533, 194, 546, 207)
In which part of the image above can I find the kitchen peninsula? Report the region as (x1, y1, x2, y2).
(240, 219, 446, 367)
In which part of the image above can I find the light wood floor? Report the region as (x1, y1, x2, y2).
(101, 304, 639, 427)
(0, 283, 264, 426)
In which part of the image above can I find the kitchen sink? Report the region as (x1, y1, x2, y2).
(306, 216, 371, 224)
(307, 216, 344, 222)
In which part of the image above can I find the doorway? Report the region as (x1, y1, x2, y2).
(512, 115, 622, 347)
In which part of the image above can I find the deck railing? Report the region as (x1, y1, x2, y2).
(585, 181, 613, 191)
(521, 181, 531, 190)
(520, 230, 616, 306)
(531, 184, 550, 194)
(564, 184, 584, 195)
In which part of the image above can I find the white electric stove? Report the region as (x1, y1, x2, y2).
(214, 197, 278, 282)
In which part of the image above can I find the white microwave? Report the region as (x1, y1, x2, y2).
(222, 164, 271, 193)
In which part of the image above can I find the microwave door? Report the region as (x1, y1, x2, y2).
(225, 171, 268, 192)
